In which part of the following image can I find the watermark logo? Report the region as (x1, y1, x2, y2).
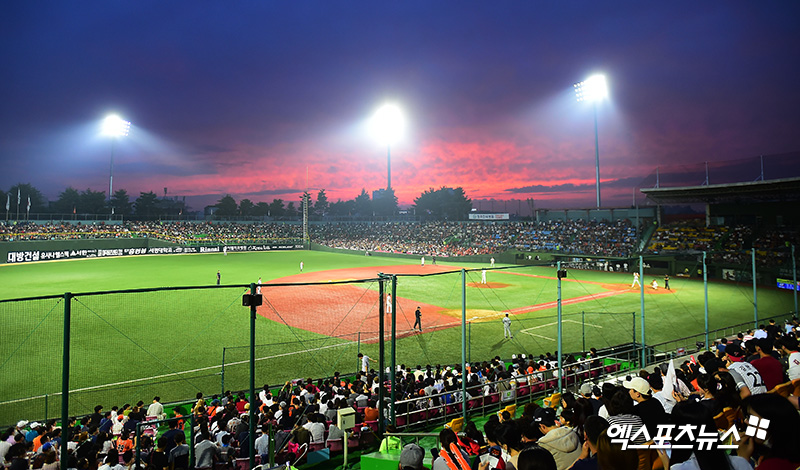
(607, 421, 760, 451)
(744, 416, 769, 440)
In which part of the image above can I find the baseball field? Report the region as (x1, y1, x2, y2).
(0, 249, 795, 424)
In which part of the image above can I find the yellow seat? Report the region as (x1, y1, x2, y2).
(497, 404, 517, 420)
(713, 407, 741, 431)
(792, 378, 800, 397)
(444, 417, 464, 433)
(768, 381, 793, 398)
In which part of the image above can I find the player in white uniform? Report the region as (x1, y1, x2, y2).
(421, 256, 425, 267)
(481, 269, 487, 284)
(300, 261, 304, 272)
(386, 294, 392, 314)
(223, 245, 227, 256)
(632, 272, 640, 288)
(358, 353, 375, 372)
(502, 313, 512, 339)
(490, 257, 495, 268)
(256, 277, 262, 294)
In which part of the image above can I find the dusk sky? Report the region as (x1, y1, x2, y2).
(2, 2, 799, 212)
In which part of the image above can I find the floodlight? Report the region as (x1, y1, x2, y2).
(574, 74, 608, 103)
(371, 103, 405, 145)
(102, 115, 131, 137)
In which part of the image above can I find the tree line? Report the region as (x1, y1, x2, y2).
(2, 183, 475, 220)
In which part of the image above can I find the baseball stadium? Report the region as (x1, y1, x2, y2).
(2, 169, 799, 470)
(3, 4, 800, 468)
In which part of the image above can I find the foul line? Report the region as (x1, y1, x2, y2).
(520, 319, 604, 341)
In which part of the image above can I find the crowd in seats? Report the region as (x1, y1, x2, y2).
(0, 219, 639, 258)
(0, 221, 304, 245)
(647, 220, 730, 253)
(311, 220, 638, 258)
(415, 317, 800, 470)
(648, 221, 799, 269)
(5, 316, 800, 470)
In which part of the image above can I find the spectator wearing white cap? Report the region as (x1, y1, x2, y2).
(624, 377, 667, 438)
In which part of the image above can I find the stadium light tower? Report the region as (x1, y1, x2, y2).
(371, 103, 405, 191)
(574, 74, 608, 208)
(102, 115, 131, 213)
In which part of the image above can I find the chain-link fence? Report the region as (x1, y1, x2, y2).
(1, 261, 797, 426)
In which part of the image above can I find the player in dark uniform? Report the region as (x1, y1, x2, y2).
(216, 270, 221, 285)
(413, 307, 422, 332)
(664, 274, 670, 290)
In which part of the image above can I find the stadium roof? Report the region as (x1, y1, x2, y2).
(640, 177, 800, 204)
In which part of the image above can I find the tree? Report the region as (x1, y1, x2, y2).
(53, 187, 81, 214)
(314, 189, 329, 216)
(110, 189, 133, 215)
(353, 188, 372, 217)
(7, 183, 47, 214)
(373, 188, 398, 217)
(253, 202, 270, 217)
(413, 186, 472, 221)
(239, 198, 255, 216)
(268, 199, 285, 217)
(329, 199, 355, 217)
(79, 188, 107, 214)
(285, 201, 298, 218)
(215, 195, 238, 216)
(134, 191, 161, 216)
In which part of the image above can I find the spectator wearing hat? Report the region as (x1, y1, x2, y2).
(535, 408, 581, 470)
(578, 383, 602, 415)
(25, 423, 41, 443)
(624, 376, 667, 436)
(399, 443, 425, 470)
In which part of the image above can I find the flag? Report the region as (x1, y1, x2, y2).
(17, 188, 20, 205)
(4, 194, 8, 211)
(27, 196, 31, 212)
(73, 206, 76, 214)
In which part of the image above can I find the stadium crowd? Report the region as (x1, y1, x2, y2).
(5, 317, 800, 470)
(0, 220, 638, 258)
(647, 221, 798, 268)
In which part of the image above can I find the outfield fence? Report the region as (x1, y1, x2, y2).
(1, 262, 797, 432)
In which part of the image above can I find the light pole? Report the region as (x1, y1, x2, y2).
(574, 74, 608, 208)
(371, 103, 405, 191)
(102, 115, 131, 213)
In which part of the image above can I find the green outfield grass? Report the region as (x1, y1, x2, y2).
(0, 249, 795, 425)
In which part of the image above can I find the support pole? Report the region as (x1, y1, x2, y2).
(593, 102, 601, 208)
(557, 262, 563, 393)
(639, 256, 646, 367)
(581, 311, 586, 353)
(61, 293, 72, 466)
(753, 248, 758, 328)
(390, 275, 397, 426)
(793, 245, 798, 315)
(378, 275, 386, 436)
(461, 269, 468, 424)
(703, 252, 709, 350)
(249, 283, 257, 470)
